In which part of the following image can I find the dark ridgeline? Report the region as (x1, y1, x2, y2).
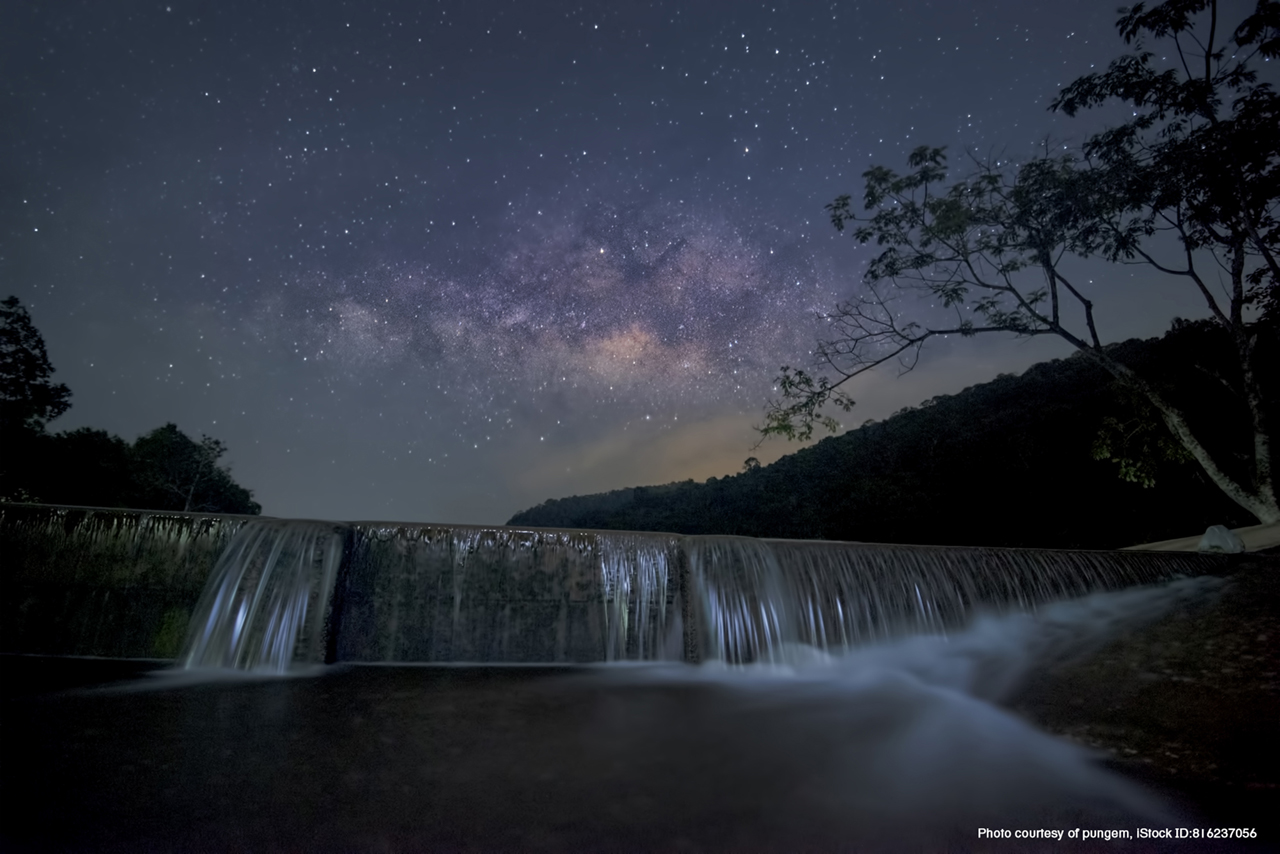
(0, 321, 1266, 669)
(509, 321, 1278, 549)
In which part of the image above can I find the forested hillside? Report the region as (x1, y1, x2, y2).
(509, 321, 1275, 549)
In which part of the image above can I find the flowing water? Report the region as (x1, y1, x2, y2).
(174, 518, 1216, 671)
(690, 537, 1207, 663)
(328, 524, 687, 665)
(5, 576, 1253, 852)
(181, 519, 343, 671)
(3, 506, 1259, 851)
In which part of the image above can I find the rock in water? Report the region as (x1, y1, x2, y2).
(1198, 524, 1246, 554)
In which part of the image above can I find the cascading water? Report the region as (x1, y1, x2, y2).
(165, 515, 1223, 669)
(686, 537, 789, 664)
(597, 531, 680, 661)
(689, 537, 1215, 663)
(3, 502, 1229, 668)
(332, 524, 684, 663)
(4, 504, 1260, 850)
(179, 519, 343, 671)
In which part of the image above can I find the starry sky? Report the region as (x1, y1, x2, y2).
(1, 0, 1248, 524)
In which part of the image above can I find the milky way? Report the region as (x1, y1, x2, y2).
(1, 0, 1236, 523)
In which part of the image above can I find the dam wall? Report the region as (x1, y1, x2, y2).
(0, 503, 1229, 666)
(1, 504, 245, 658)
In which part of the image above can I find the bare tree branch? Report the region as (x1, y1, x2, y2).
(762, 0, 1280, 523)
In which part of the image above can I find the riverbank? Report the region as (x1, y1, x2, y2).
(1014, 552, 1280, 843)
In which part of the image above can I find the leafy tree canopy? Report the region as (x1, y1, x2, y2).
(0, 295, 260, 515)
(761, 0, 1279, 523)
(129, 423, 262, 515)
(0, 296, 71, 437)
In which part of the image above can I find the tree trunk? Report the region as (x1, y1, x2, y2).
(1081, 348, 1280, 525)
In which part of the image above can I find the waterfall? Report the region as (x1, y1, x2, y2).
(179, 520, 343, 671)
(598, 532, 679, 661)
(1, 503, 1232, 668)
(690, 537, 1215, 663)
(332, 524, 683, 664)
(225, 521, 1213, 668)
(1, 503, 1251, 850)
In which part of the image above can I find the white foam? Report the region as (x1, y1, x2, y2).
(583, 576, 1226, 836)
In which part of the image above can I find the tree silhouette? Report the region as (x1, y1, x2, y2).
(0, 296, 260, 514)
(762, 0, 1278, 523)
(130, 423, 261, 514)
(0, 296, 70, 437)
(1, 296, 72, 501)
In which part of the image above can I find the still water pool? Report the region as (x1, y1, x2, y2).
(0, 578, 1267, 852)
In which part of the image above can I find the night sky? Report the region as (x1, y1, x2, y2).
(1, 1, 1242, 524)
